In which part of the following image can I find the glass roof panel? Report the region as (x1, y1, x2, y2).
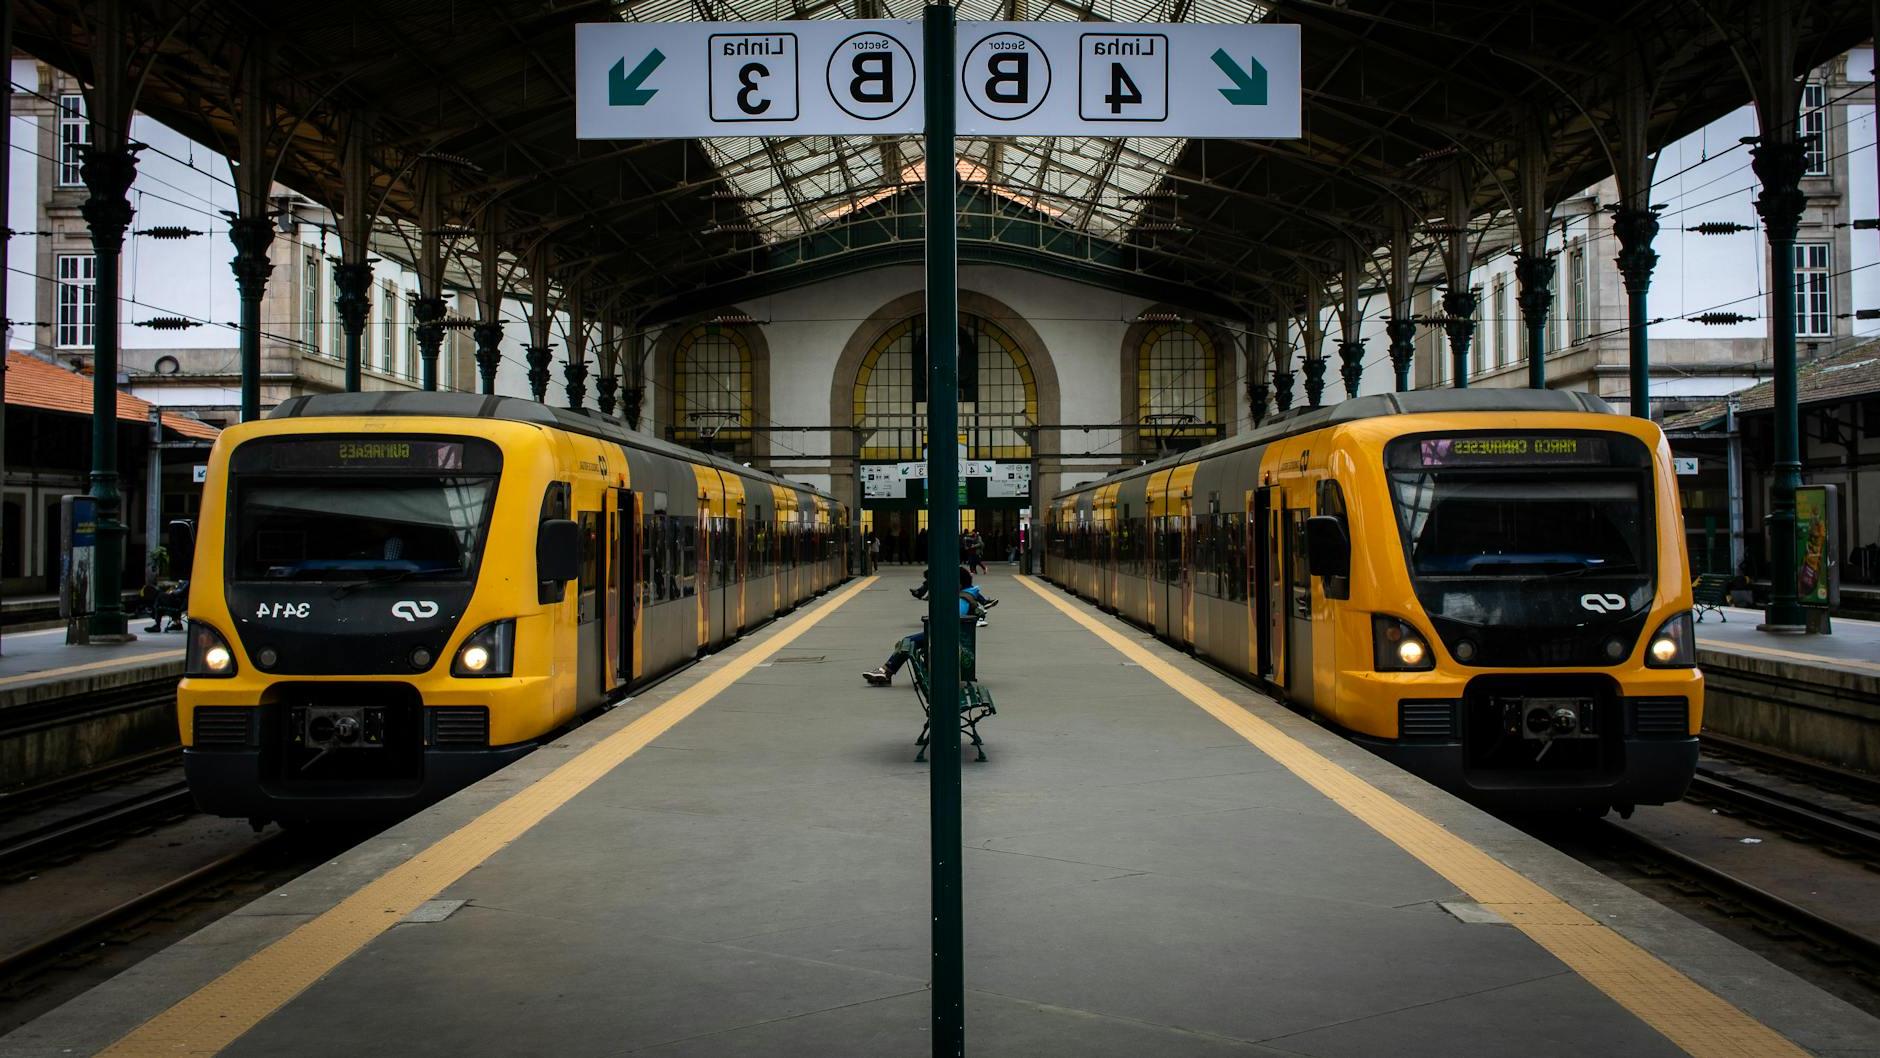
(608, 0, 1267, 242)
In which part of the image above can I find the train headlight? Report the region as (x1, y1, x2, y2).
(452, 620, 515, 678)
(186, 620, 238, 678)
(1372, 615, 1435, 672)
(1644, 611, 1696, 668)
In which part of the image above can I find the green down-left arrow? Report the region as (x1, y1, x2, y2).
(610, 49, 664, 106)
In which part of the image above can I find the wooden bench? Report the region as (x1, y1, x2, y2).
(1692, 572, 1732, 623)
(907, 618, 997, 763)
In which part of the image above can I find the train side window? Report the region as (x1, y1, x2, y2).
(1316, 479, 1352, 601)
(578, 512, 600, 592)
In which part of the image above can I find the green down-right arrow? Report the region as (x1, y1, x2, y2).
(1211, 49, 1268, 106)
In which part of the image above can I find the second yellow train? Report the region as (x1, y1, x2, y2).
(1044, 389, 1702, 813)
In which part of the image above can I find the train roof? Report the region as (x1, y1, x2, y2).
(266, 392, 838, 502)
(1057, 388, 1617, 501)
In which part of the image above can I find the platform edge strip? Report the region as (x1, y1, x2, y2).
(1014, 575, 1809, 1058)
(90, 576, 875, 1058)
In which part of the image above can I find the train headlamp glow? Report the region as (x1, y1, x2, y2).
(1372, 615, 1435, 672)
(1645, 612, 1695, 668)
(452, 620, 515, 678)
(186, 620, 238, 678)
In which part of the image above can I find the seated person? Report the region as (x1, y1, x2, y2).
(864, 568, 994, 686)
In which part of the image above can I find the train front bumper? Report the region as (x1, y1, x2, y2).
(178, 674, 558, 824)
(1339, 668, 1704, 810)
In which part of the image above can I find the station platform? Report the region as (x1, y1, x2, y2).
(0, 626, 184, 710)
(1693, 607, 1880, 775)
(4, 570, 1877, 1058)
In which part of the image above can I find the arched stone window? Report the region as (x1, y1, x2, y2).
(671, 324, 754, 458)
(854, 314, 1036, 461)
(1136, 322, 1219, 438)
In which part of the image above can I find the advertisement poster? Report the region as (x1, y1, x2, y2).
(1795, 484, 1838, 607)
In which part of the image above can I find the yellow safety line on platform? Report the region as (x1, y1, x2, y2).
(1016, 576, 1807, 1058)
(96, 577, 876, 1058)
(1698, 636, 1880, 676)
(0, 650, 184, 690)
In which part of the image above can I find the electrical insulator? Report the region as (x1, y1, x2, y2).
(139, 225, 205, 239)
(1689, 222, 1754, 236)
(1687, 312, 1755, 326)
(137, 316, 202, 330)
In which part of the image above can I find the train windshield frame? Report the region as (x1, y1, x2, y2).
(1382, 430, 1656, 588)
(226, 436, 503, 584)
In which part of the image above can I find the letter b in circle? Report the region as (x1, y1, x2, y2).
(829, 32, 916, 121)
(963, 32, 1049, 122)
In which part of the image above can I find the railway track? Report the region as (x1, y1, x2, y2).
(0, 773, 197, 877)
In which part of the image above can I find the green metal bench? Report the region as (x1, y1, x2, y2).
(1692, 572, 1732, 623)
(907, 618, 996, 763)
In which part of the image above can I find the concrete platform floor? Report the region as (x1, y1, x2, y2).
(0, 624, 184, 691)
(1696, 606, 1880, 677)
(5, 571, 1877, 1058)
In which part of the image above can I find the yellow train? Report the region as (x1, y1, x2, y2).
(1044, 390, 1702, 812)
(177, 393, 848, 824)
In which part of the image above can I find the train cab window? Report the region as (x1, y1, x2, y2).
(679, 516, 698, 597)
(1315, 480, 1351, 601)
(537, 482, 572, 604)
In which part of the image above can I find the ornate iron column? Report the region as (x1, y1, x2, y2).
(597, 305, 619, 416)
(413, 296, 446, 390)
(336, 113, 372, 392)
(622, 324, 646, 429)
(80, 144, 138, 639)
(334, 263, 371, 389)
(1514, 252, 1555, 388)
(526, 345, 553, 402)
(1301, 355, 1326, 408)
(1246, 315, 1270, 428)
(1441, 287, 1477, 388)
(1753, 137, 1808, 630)
(1611, 207, 1660, 417)
(473, 321, 502, 394)
(1272, 307, 1294, 412)
(228, 215, 274, 420)
(1751, 0, 1807, 631)
(597, 373, 618, 416)
(1338, 340, 1365, 398)
(564, 286, 588, 410)
(1386, 319, 1416, 391)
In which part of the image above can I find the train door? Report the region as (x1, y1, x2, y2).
(1251, 487, 1272, 678)
(733, 498, 748, 632)
(577, 509, 606, 707)
(1266, 496, 1287, 687)
(1180, 490, 1196, 646)
(1282, 505, 1313, 704)
(612, 488, 636, 688)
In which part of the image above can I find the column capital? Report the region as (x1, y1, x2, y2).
(473, 321, 504, 395)
(1608, 206, 1662, 296)
(78, 146, 139, 251)
(1337, 339, 1366, 399)
(525, 345, 554, 402)
(1302, 356, 1327, 408)
(1750, 139, 1808, 244)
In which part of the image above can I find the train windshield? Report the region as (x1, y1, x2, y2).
(232, 478, 495, 582)
(1386, 476, 1648, 578)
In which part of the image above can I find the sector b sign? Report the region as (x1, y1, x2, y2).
(577, 21, 924, 137)
(577, 21, 1298, 140)
(955, 22, 1298, 137)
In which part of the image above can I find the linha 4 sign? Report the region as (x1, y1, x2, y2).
(575, 21, 1300, 140)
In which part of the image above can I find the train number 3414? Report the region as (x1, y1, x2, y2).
(256, 602, 312, 619)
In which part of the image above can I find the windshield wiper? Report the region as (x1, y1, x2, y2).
(1522, 562, 1640, 585)
(331, 568, 420, 599)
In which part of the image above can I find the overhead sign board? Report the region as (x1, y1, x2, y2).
(954, 22, 1299, 138)
(576, 20, 925, 138)
(578, 21, 1298, 140)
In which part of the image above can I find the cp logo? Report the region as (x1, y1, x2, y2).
(391, 600, 440, 622)
(1579, 593, 1627, 614)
